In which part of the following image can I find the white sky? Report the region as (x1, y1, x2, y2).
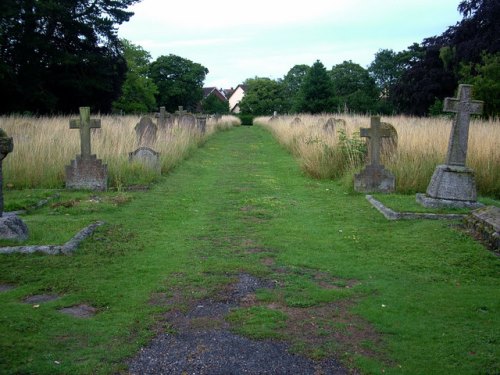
(118, 0, 462, 89)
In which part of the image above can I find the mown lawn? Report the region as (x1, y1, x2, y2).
(0, 125, 498, 374)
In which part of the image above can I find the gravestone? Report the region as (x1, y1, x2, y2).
(379, 122, 398, 157)
(290, 117, 302, 126)
(65, 107, 107, 191)
(196, 116, 207, 134)
(129, 147, 161, 172)
(417, 84, 484, 208)
(323, 118, 336, 133)
(0, 129, 28, 240)
(270, 111, 279, 122)
(354, 116, 395, 193)
(179, 113, 196, 129)
(135, 117, 158, 147)
(464, 206, 500, 251)
(155, 106, 172, 130)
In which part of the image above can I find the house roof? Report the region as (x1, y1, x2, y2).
(203, 87, 227, 102)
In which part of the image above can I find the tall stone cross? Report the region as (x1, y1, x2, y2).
(443, 84, 483, 167)
(360, 116, 392, 167)
(69, 107, 101, 159)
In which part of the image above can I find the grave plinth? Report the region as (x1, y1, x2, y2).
(354, 116, 395, 193)
(65, 107, 107, 191)
(0, 129, 28, 241)
(417, 85, 483, 209)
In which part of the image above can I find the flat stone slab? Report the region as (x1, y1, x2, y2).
(0, 284, 15, 292)
(24, 294, 60, 304)
(416, 193, 483, 209)
(59, 304, 97, 318)
(464, 206, 500, 251)
(367, 195, 466, 221)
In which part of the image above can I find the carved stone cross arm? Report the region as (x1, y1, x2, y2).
(69, 107, 101, 159)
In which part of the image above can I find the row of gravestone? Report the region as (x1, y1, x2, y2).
(269, 84, 484, 209)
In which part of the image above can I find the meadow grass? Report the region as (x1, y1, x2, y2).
(0, 114, 239, 189)
(259, 114, 500, 198)
(0, 126, 498, 374)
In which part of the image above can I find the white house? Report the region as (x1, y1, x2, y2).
(228, 84, 247, 113)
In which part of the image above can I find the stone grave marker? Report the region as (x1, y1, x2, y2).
(464, 206, 500, 251)
(379, 122, 398, 157)
(0, 129, 28, 240)
(270, 111, 279, 122)
(196, 116, 207, 134)
(290, 117, 302, 126)
(417, 84, 484, 208)
(323, 118, 336, 133)
(129, 147, 161, 172)
(155, 106, 172, 130)
(135, 117, 158, 147)
(179, 113, 196, 129)
(65, 107, 107, 191)
(354, 116, 395, 193)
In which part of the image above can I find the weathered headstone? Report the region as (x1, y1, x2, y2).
(379, 122, 398, 157)
(354, 116, 395, 193)
(179, 113, 196, 129)
(417, 84, 484, 208)
(65, 107, 107, 191)
(0, 129, 28, 240)
(155, 106, 172, 129)
(135, 117, 158, 147)
(323, 118, 336, 133)
(290, 117, 302, 126)
(196, 116, 207, 134)
(129, 147, 161, 172)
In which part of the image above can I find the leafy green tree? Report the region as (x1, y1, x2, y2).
(296, 60, 334, 114)
(0, 0, 139, 114)
(239, 77, 285, 115)
(460, 52, 500, 117)
(149, 55, 208, 112)
(330, 61, 378, 113)
(201, 93, 229, 114)
(281, 64, 310, 113)
(112, 39, 158, 114)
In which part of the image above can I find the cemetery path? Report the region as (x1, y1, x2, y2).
(126, 125, 354, 374)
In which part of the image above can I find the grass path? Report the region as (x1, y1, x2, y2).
(0, 125, 499, 374)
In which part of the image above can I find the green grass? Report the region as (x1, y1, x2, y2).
(0, 125, 499, 374)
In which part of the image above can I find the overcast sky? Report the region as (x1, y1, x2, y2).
(118, 0, 462, 89)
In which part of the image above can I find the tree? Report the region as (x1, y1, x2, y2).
(239, 77, 285, 115)
(0, 0, 139, 114)
(281, 64, 310, 113)
(112, 39, 158, 114)
(460, 52, 500, 117)
(149, 55, 208, 112)
(296, 60, 334, 114)
(201, 93, 229, 114)
(330, 61, 378, 113)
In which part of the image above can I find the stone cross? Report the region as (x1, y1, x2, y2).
(157, 106, 166, 127)
(176, 106, 186, 116)
(70, 107, 101, 159)
(360, 116, 392, 167)
(443, 84, 483, 167)
(0, 129, 13, 217)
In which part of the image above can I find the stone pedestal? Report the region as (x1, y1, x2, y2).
(354, 165, 395, 193)
(0, 213, 29, 241)
(417, 164, 482, 209)
(65, 155, 107, 191)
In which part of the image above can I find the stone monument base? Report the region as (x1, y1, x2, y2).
(354, 165, 395, 193)
(416, 193, 483, 209)
(66, 155, 107, 191)
(0, 213, 29, 241)
(417, 164, 482, 209)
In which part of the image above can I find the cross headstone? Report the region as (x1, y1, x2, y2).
(443, 84, 483, 166)
(360, 116, 392, 167)
(417, 84, 484, 209)
(176, 106, 186, 116)
(354, 116, 395, 193)
(156, 106, 167, 128)
(66, 107, 107, 191)
(0, 129, 28, 240)
(69, 107, 101, 159)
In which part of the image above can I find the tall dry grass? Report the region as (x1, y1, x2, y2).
(0, 114, 240, 189)
(259, 114, 500, 198)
